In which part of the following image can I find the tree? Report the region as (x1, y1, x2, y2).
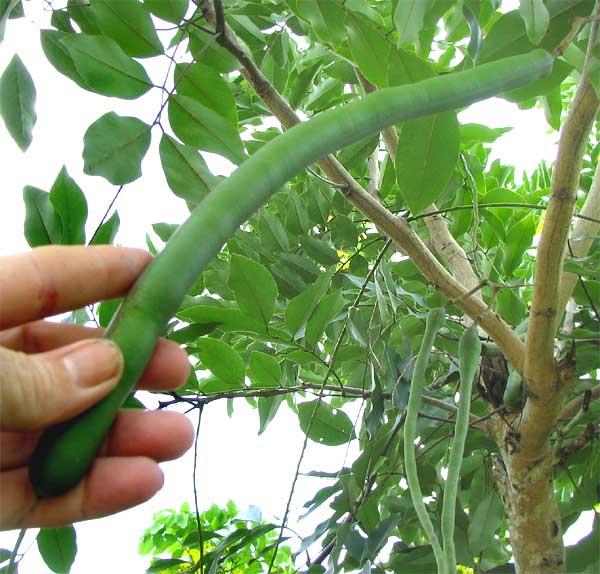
(139, 501, 294, 573)
(1, 0, 599, 573)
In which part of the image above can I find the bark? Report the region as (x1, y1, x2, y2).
(525, 81, 599, 399)
(493, 451, 564, 573)
(560, 383, 600, 421)
(492, 78, 598, 574)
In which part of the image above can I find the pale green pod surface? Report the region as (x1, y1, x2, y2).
(403, 307, 447, 572)
(503, 366, 523, 409)
(442, 324, 481, 573)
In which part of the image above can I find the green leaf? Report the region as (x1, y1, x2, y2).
(347, 13, 391, 86)
(296, 0, 346, 44)
(0, 0, 20, 42)
(228, 254, 278, 326)
(285, 272, 332, 336)
(479, 1, 592, 63)
(566, 515, 599, 573)
(147, 558, 192, 572)
(49, 167, 88, 245)
(89, 211, 120, 245)
(503, 214, 536, 275)
(299, 235, 339, 266)
(460, 123, 512, 147)
(258, 395, 283, 434)
(37, 526, 77, 574)
(91, 0, 162, 57)
(249, 351, 281, 388)
(462, 2, 482, 60)
(297, 400, 355, 446)
(174, 63, 238, 125)
(60, 34, 152, 99)
(519, 0, 549, 45)
(393, 0, 428, 45)
(542, 85, 562, 131)
(23, 186, 62, 247)
(396, 112, 460, 215)
(67, 0, 101, 34)
(169, 95, 245, 164)
(467, 491, 503, 555)
(0, 54, 36, 151)
(305, 289, 344, 348)
(144, 0, 188, 24)
(159, 134, 218, 206)
(40, 30, 89, 90)
(258, 210, 290, 252)
(98, 298, 122, 328)
(0, 548, 12, 563)
(387, 47, 433, 87)
(50, 10, 75, 33)
(153, 222, 178, 242)
(178, 305, 265, 333)
(188, 26, 240, 73)
(337, 134, 379, 171)
(194, 337, 245, 388)
(83, 112, 151, 184)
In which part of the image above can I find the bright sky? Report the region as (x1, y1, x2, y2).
(0, 3, 592, 573)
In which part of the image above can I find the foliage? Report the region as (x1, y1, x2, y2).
(139, 501, 294, 574)
(1, 0, 599, 573)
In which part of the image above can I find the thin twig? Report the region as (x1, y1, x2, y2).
(267, 240, 392, 573)
(8, 528, 26, 572)
(192, 401, 205, 572)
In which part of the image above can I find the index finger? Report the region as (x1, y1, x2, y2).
(0, 246, 152, 329)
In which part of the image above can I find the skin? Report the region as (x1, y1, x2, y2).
(0, 245, 194, 530)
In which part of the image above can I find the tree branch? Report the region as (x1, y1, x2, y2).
(200, 0, 525, 375)
(356, 70, 483, 311)
(525, 46, 600, 402)
(560, 384, 600, 421)
(555, 420, 598, 465)
(556, 158, 600, 318)
(161, 384, 486, 427)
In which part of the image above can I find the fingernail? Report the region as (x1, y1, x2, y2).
(63, 340, 123, 388)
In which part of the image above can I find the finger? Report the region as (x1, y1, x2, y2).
(104, 410, 194, 461)
(0, 431, 39, 471)
(0, 321, 190, 391)
(0, 339, 123, 432)
(1, 410, 194, 470)
(1, 457, 164, 530)
(0, 246, 151, 330)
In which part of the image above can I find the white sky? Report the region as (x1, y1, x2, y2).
(0, 2, 593, 573)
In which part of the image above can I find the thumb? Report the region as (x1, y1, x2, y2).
(0, 339, 123, 432)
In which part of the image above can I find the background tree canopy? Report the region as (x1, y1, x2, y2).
(0, 0, 599, 573)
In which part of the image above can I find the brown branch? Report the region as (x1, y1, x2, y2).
(519, 56, 599, 463)
(560, 384, 600, 421)
(555, 421, 598, 464)
(525, 52, 600, 402)
(160, 384, 487, 427)
(199, 1, 525, 375)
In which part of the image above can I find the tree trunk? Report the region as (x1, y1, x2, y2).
(493, 449, 565, 573)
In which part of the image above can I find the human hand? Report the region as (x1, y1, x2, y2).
(0, 246, 194, 530)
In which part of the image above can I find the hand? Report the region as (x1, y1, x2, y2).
(0, 246, 194, 530)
